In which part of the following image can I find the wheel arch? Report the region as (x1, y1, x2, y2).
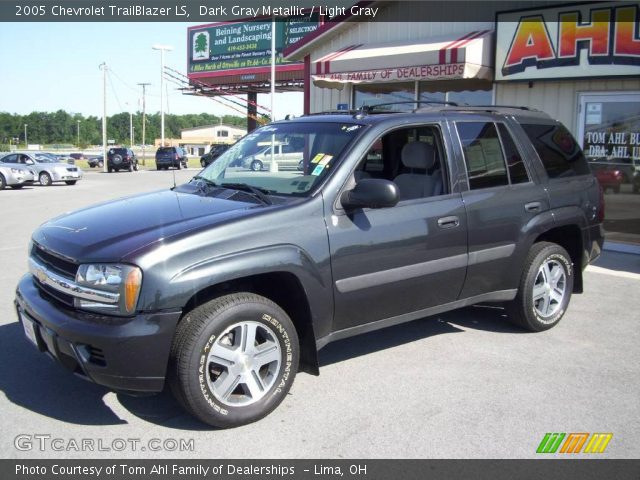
(533, 224, 584, 293)
(179, 270, 320, 376)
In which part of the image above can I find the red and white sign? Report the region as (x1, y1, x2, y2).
(311, 30, 493, 86)
(496, 2, 640, 81)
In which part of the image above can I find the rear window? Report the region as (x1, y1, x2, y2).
(109, 148, 127, 154)
(157, 147, 175, 154)
(521, 123, 590, 178)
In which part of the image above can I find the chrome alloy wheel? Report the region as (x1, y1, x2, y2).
(532, 259, 567, 321)
(206, 321, 282, 407)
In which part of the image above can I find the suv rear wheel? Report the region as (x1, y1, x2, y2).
(168, 293, 299, 428)
(506, 242, 573, 332)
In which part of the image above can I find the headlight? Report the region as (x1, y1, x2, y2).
(74, 264, 142, 316)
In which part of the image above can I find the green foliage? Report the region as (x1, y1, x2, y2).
(0, 110, 247, 146)
(195, 33, 208, 53)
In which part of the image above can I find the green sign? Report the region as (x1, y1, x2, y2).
(189, 18, 319, 74)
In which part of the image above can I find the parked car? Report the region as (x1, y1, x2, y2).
(1, 152, 83, 186)
(107, 148, 138, 173)
(0, 164, 36, 190)
(594, 168, 624, 193)
(156, 146, 188, 170)
(242, 142, 304, 171)
(200, 144, 231, 168)
(15, 104, 603, 428)
(588, 156, 640, 184)
(87, 155, 104, 168)
(69, 153, 85, 161)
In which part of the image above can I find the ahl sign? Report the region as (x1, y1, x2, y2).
(496, 2, 640, 81)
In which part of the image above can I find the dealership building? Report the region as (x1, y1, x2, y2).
(282, 1, 640, 246)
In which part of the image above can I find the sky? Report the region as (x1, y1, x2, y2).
(0, 22, 304, 120)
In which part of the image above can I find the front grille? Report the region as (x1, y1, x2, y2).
(31, 244, 78, 278)
(66, 167, 78, 172)
(38, 281, 75, 307)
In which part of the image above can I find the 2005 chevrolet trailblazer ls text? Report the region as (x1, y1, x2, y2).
(15, 103, 604, 427)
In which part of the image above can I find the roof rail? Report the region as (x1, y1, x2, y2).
(469, 104, 536, 111)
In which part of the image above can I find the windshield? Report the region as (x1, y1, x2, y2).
(194, 122, 364, 196)
(33, 154, 57, 163)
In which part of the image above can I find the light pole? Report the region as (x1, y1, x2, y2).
(99, 62, 108, 173)
(76, 120, 80, 147)
(152, 44, 173, 148)
(138, 83, 150, 165)
(24, 124, 28, 148)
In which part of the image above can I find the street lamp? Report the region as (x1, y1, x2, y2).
(24, 124, 28, 148)
(152, 44, 173, 147)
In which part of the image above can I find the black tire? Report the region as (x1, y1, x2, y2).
(177, 162, 182, 170)
(133, 162, 138, 172)
(168, 293, 299, 428)
(201, 159, 206, 168)
(128, 163, 134, 172)
(64, 180, 77, 185)
(108, 167, 113, 173)
(0, 174, 5, 190)
(506, 242, 574, 332)
(98, 160, 104, 168)
(39, 172, 52, 186)
(112, 154, 123, 166)
(115, 168, 120, 173)
(250, 160, 263, 172)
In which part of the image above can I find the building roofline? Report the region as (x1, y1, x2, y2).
(283, 1, 378, 60)
(181, 124, 246, 132)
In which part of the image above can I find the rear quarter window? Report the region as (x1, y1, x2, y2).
(521, 123, 590, 178)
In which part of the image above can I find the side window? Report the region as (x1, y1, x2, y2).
(456, 122, 508, 190)
(2, 154, 17, 163)
(497, 123, 530, 184)
(353, 125, 448, 200)
(521, 123, 590, 178)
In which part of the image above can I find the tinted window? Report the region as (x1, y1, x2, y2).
(497, 124, 530, 184)
(457, 122, 508, 190)
(2, 154, 18, 163)
(521, 123, 590, 178)
(157, 147, 174, 154)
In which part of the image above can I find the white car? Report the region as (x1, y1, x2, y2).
(243, 143, 304, 171)
(1, 152, 83, 186)
(0, 163, 36, 190)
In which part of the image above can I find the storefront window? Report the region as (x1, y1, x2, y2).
(578, 93, 640, 245)
(420, 79, 492, 106)
(353, 83, 415, 111)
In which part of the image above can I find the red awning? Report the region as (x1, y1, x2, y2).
(311, 30, 494, 88)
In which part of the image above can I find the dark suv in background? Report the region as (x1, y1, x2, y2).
(200, 144, 231, 168)
(15, 102, 604, 429)
(107, 148, 138, 173)
(156, 146, 188, 170)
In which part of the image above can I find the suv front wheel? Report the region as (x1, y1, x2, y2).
(168, 293, 299, 428)
(506, 242, 574, 332)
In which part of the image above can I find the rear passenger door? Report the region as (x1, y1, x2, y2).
(452, 119, 550, 299)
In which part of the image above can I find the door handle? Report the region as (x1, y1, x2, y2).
(525, 202, 541, 212)
(437, 216, 460, 229)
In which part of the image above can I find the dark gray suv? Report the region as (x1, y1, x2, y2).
(15, 103, 604, 428)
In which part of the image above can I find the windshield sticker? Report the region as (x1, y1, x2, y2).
(341, 125, 362, 132)
(311, 153, 325, 164)
(318, 155, 333, 166)
(311, 164, 326, 176)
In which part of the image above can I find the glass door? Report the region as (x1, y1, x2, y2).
(578, 92, 640, 245)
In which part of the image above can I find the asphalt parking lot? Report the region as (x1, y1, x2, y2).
(1, 169, 639, 459)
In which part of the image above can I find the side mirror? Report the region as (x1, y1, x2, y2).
(341, 178, 399, 210)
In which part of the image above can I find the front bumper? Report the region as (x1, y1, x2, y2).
(15, 274, 181, 393)
(51, 170, 83, 182)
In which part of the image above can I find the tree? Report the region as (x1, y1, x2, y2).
(195, 33, 208, 54)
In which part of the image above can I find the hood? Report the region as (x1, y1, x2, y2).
(32, 189, 260, 262)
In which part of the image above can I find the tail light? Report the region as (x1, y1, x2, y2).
(175, 153, 179, 160)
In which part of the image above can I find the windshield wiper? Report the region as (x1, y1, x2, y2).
(190, 175, 218, 192)
(220, 182, 273, 205)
